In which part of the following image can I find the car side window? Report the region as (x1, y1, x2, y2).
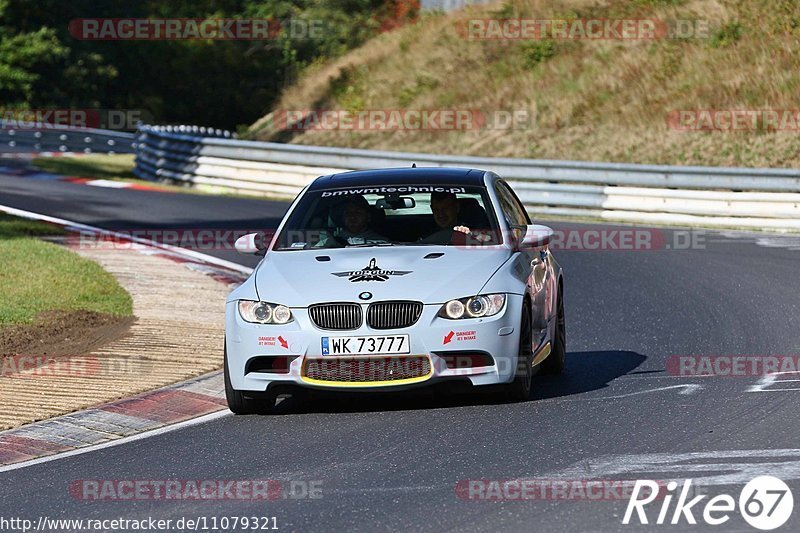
(494, 181, 530, 227)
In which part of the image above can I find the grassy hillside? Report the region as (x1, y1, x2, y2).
(249, 0, 800, 168)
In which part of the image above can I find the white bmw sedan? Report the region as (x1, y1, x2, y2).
(225, 167, 565, 413)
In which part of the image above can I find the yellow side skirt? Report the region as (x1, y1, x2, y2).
(532, 342, 552, 367)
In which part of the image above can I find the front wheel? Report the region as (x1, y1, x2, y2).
(224, 345, 273, 414)
(505, 304, 533, 402)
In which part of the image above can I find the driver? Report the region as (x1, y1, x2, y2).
(419, 192, 470, 244)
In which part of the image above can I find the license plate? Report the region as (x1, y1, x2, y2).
(321, 335, 410, 356)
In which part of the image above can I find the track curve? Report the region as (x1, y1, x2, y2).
(1, 168, 799, 531)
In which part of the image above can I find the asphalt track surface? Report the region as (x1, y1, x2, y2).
(2, 165, 800, 532)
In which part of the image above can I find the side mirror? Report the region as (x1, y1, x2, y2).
(234, 232, 268, 256)
(519, 224, 554, 249)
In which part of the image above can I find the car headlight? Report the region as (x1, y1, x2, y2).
(238, 300, 293, 324)
(438, 294, 506, 319)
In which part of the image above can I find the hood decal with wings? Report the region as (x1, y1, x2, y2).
(331, 258, 412, 282)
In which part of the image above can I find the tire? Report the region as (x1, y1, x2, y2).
(224, 345, 272, 415)
(541, 281, 566, 375)
(505, 304, 533, 402)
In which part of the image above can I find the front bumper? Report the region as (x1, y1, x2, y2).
(224, 295, 524, 392)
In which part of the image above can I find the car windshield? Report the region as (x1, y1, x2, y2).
(274, 185, 501, 250)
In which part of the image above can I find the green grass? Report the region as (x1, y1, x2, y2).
(0, 214, 133, 325)
(0, 215, 66, 238)
(32, 154, 136, 180)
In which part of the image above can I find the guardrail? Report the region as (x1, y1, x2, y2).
(132, 124, 797, 231)
(0, 121, 137, 155)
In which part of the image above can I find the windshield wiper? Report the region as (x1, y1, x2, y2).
(346, 242, 398, 248)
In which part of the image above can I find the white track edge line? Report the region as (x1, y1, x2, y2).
(0, 204, 254, 275)
(0, 409, 231, 473)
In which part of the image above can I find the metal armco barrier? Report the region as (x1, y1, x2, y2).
(129, 124, 797, 232)
(0, 121, 137, 154)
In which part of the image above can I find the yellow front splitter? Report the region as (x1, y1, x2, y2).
(300, 354, 434, 388)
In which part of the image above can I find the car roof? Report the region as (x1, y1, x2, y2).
(307, 167, 489, 191)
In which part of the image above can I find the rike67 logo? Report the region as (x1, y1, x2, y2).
(623, 476, 794, 530)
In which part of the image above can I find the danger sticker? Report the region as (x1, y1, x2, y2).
(444, 330, 477, 344)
